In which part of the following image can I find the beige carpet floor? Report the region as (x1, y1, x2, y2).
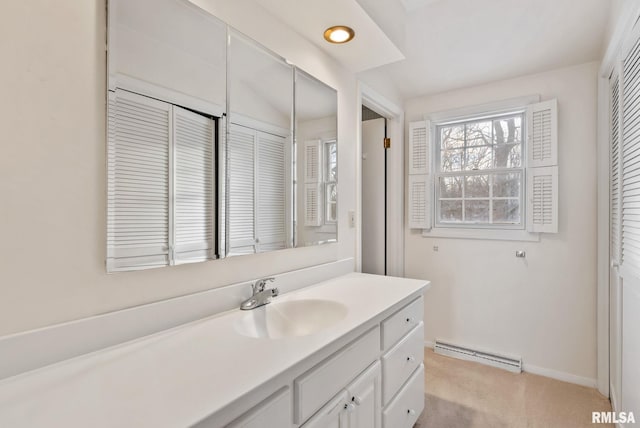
(415, 349, 612, 428)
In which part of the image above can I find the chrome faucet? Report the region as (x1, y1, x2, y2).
(240, 277, 279, 310)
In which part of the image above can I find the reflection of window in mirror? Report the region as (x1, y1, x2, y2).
(295, 67, 338, 246)
(324, 140, 337, 224)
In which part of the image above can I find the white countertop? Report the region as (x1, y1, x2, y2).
(0, 273, 428, 427)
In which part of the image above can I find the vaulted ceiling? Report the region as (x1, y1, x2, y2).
(258, 0, 613, 101)
(357, 0, 613, 99)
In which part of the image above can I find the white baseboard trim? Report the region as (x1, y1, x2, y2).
(425, 343, 597, 389)
(522, 363, 597, 388)
(0, 258, 355, 381)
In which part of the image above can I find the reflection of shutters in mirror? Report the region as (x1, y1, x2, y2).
(173, 106, 215, 264)
(107, 89, 171, 271)
(408, 120, 431, 229)
(228, 124, 257, 255)
(526, 99, 558, 233)
(257, 132, 287, 252)
(305, 140, 322, 226)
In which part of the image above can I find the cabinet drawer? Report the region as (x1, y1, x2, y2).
(381, 322, 423, 404)
(295, 326, 380, 424)
(381, 297, 423, 351)
(383, 364, 424, 428)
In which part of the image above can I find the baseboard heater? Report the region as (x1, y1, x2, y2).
(433, 339, 522, 373)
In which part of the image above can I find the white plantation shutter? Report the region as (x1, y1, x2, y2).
(526, 99, 558, 233)
(526, 99, 558, 168)
(622, 37, 640, 272)
(304, 140, 322, 226)
(408, 175, 429, 229)
(173, 106, 215, 263)
(611, 74, 622, 264)
(228, 124, 257, 255)
(409, 120, 429, 175)
(304, 184, 321, 227)
(408, 120, 431, 229)
(526, 167, 558, 233)
(257, 132, 287, 252)
(107, 89, 171, 272)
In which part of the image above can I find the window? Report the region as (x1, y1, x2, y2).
(408, 98, 559, 239)
(324, 140, 337, 224)
(435, 113, 524, 228)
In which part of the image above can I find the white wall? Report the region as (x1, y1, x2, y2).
(404, 62, 599, 382)
(0, 0, 357, 336)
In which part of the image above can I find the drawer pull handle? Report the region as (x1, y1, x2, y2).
(408, 409, 416, 415)
(406, 317, 413, 323)
(344, 403, 356, 413)
(407, 356, 415, 362)
(352, 396, 362, 405)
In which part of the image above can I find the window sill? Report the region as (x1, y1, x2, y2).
(421, 227, 540, 242)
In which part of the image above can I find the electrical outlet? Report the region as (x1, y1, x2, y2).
(348, 210, 355, 228)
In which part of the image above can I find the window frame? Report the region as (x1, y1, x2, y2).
(433, 111, 527, 231)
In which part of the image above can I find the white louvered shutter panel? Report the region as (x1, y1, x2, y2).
(257, 132, 287, 252)
(173, 106, 215, 264)
(107, 90, 171, 272)
(611, 73, 622, 265)
(526, 167, 558, 233)
(304, 140, 322, 226)
(622, 37, 640, 273)
(526, 99, 558, 168)
(526, 99, 558, 233)
(408, 120, 431, 229)
(228, 124, 257, 255)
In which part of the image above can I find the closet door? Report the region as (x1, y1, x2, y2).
(173, 106, 216, 264)
(256, 132, 287, 252)
(227, 123, 257, 255)
(609, 69, 623, 408)
(107, 89, 171, 271)
(619, 30, 640, 419)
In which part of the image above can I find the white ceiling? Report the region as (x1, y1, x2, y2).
(254, 0, 405, 73)
(360, 0, 613, 98)
(258, 0, 613, 100)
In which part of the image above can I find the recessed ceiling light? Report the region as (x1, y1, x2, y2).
(323, 26, 355, 44)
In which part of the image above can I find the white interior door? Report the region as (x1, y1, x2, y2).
(362, 118, 386, 275)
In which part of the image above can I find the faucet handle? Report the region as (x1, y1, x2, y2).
(253, 277, 275, 293)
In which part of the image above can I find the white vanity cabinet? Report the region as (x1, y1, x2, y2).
(223, 296, 425, 428)
(302, 361, 381, 428)
(345, 361, 382, 428)
(380, 296, 425, 428)
(0, 273, 429, 428)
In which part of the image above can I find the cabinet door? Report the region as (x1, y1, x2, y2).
(346, 361, 381, 428)
(226, 387, 291, 428)
(302, 391, 348, 428)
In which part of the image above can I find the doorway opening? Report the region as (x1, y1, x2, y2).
(361, 105, 388, 275)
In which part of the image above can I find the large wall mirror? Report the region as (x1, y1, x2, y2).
(295, 70, 338, 247)
(226, 30, 294, 256)
(106, 0, 337, 272)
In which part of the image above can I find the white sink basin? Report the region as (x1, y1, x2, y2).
(234, 299, 348, 339)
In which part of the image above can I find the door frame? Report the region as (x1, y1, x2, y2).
(357, 83, 405, 276)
